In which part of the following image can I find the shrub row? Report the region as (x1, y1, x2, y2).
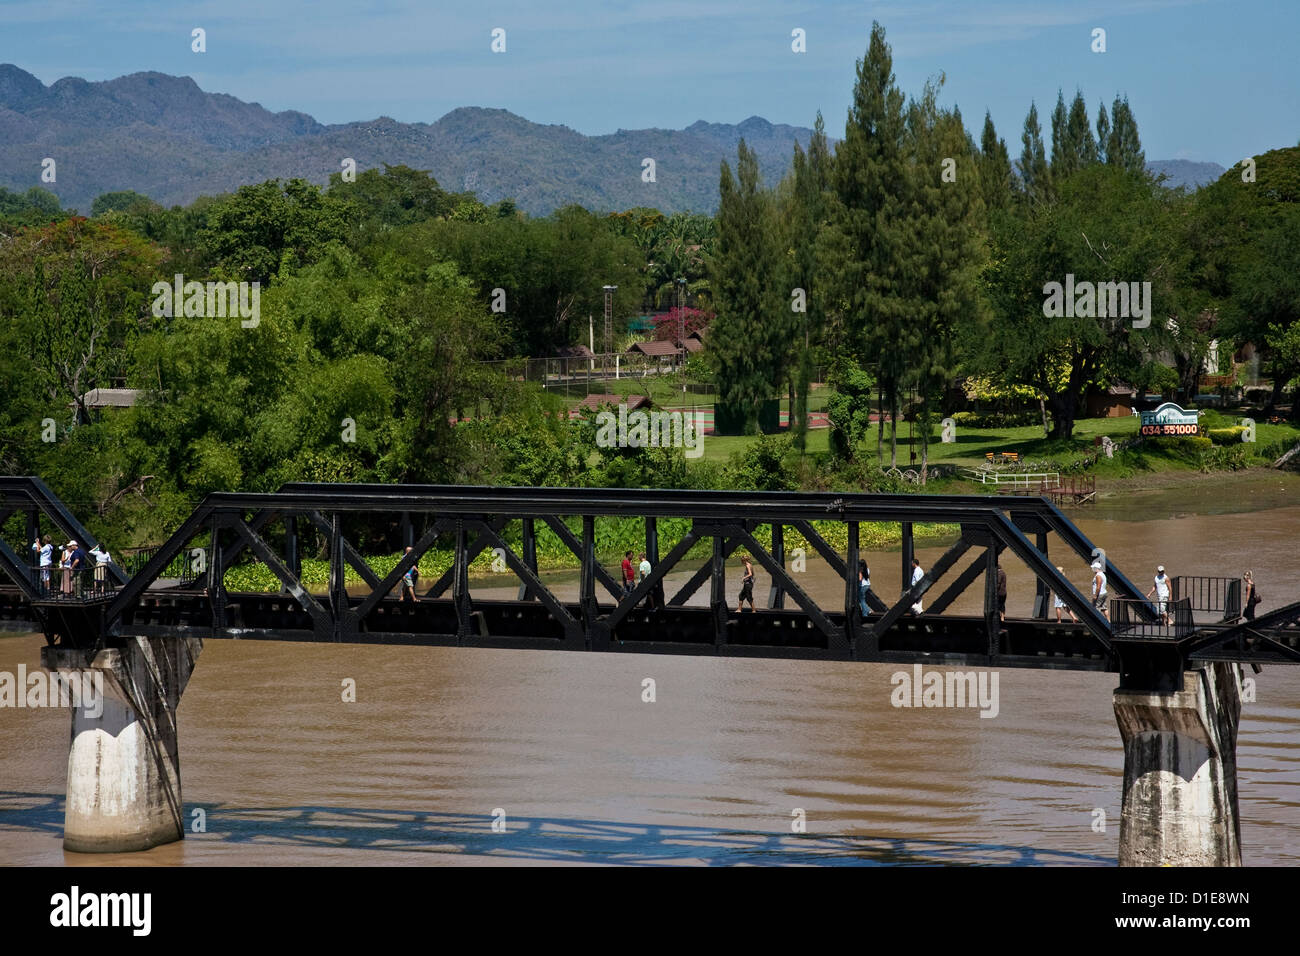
(952, 409, 1042, 429)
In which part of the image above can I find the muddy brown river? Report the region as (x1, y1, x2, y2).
(2, 472, 1298, 865)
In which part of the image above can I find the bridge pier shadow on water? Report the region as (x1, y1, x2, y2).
(0, 791, 1109, 866)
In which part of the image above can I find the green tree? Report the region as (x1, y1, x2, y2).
(91, 190, 155, 217)
(202, 179, 349, 285)
(1190, 148, 1300, 413)
(0, 218, 165, 424)
(978, 111, 1013, 215)
(325, 164, 456, 236)
(710, 139, 785, 434)
(824, 21, 910, 464)
(1105, 96, 1146, 175)
(1017, 102, 1052, 207)
(1050, 90, 1099, 179)
(783, 112, 833, 452)
(900, 81, 989, 479)
(980, 164, 1183, 438)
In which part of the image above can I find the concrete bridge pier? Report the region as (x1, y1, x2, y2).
(1113, 662, 1243, 866)
(42, 635, 203, 853)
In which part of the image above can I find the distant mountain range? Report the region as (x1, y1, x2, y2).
(1146, 159, 1226, 190)
(0, 65, 1229, 215)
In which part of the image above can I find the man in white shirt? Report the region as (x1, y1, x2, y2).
(1091, 561, 1109, 621)
(1146, 565, 1171, 626)
(910, 558, 925, 614)
(31, 535, 53, 593)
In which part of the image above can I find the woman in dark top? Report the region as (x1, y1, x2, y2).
(736, 556, 755, 612)
(1243, 570, 1259, 621)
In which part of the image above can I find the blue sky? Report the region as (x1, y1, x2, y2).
(2, 0, 1296, 165)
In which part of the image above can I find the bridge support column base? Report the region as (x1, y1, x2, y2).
(1113, 663, 1242, 867)
(43, 636, 203, 854)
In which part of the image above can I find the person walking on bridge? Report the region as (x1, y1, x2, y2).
(737, 555, 756, 613)
(996, 562, 1008, 622)
(621, 551, 637, 599)
(1053, 566, 1079, 624)
(1090, 560, 1109, 622)
(1146, 565, 1172, 626)
(858, 560, 874, 618)
(909, 557, 925, 614)
(638, 552, 654, 609)
(1243, 570, 1260, 621)
(401, 547, 420, 603)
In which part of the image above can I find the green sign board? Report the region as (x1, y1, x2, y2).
(1139, 402, 1201, 437)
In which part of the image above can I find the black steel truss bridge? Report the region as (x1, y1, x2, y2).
(1, 477, 1297, 693)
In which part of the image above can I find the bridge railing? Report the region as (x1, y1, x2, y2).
(1171, 576, 1241, 620)
(1111, 597, 1194, 639)
(121, 546, 199, 586)
(26, 565, 116, 601)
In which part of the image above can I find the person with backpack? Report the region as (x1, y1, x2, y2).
(401, 546, 420, 603)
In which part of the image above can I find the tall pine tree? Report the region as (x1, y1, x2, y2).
(710, 139, 784, 434)
(1018, 102, 1051, 206)
(826, 21, 910, 465)
(978, 110, 1013, 214)
(1106, 96, 1146, 175)
(783, 112, 832, 452)
(900, 81, 988, 480)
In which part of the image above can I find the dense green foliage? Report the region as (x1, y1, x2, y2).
(1, 22, 1297, 565)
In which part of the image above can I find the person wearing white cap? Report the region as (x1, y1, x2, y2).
(1090, 560, 1109, 621)
(1146, 565, 1171, 626)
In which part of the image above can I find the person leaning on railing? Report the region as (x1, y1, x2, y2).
(67, 540, 89, 597)
(89, 544, 111, 592)
(58, 542, 72, 595)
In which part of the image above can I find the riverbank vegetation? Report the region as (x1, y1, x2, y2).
(1, 21, 1297, 563)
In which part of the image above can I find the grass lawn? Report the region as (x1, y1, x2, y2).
(688, 413, 1300, 478)
(695, 427, 831, 463)
(557, 379, 832, 414)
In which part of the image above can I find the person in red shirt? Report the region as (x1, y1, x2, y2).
(621, 551, 635, 597)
